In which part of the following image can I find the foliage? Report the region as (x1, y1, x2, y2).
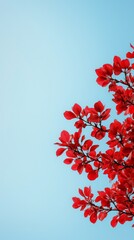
(55, 45, 134, 227)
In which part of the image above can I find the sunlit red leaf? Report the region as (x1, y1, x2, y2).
(84, 186, 92, 198)
(91, 127, 106, 140)
(90, 145, 99, 151)
(126, 51, 134, 58)
(96, 77, 110, 87)
(84, 208, 91, 217)
(56, 148, 66, 156)
(118, 214, 127, 224)
(64, 158, 73, 164)
(82, 139, 93, 151)
(87, 170, 98, 181)
(66, 150, 76, 157)
(111, 216, 118, 228)
(98, 211, 107, 221)
(94, 101, 104, 112)
(90, 212, 97, 223)
(78, 188, 85, 197)
(64, 111, 76, 120)
(121, 59, 130, 69)
(101, 109, 111, 120)
(72, 103, 82, 116)
(60, 130, 70, 142)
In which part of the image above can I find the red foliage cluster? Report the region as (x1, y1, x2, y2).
(55, 45, 134, 227)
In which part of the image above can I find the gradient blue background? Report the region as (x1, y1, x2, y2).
(0, 0, 134, 239)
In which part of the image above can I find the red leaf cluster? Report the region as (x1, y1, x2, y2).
(55, 44, 134, 228)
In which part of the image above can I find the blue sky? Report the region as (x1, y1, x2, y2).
(0, 0, 134, 239)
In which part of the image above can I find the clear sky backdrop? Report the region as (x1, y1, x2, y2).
(0, 1, 134, 239)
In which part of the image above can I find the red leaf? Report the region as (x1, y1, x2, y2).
(87, 170, 98, 181)
(64, 111, 76, 120)
(118, 214, 127, 224)
(56, 148, 66, 156)
(127, 105, 134, 114)
(90, 212, 97, 223)
(66, 150, 76, 157)
(81, 135, 85, 142)
(84, 208, 91, 217)
(116, 103, 127, 114)
(95, 196, 101, 202)
(126, 51, 134, 59)
(64, 158, 73, 164)
(101, 109, 111, 120)
(103, 64, 113, 76)
(93, 161, 100, 167)
(117, 203, 125, 211)
(84, 186, 92, 197)
(72, 103, 82, 116)
(75, 119, 86, 128)
(96, 77, 110, 87)
(121, 59, 130, 69)
(89, 151, 96, 158)
(72, 197, 81, 209)
(91, 127, 106, 140)
(88, 114, 100, 123)
(111, 216, 118, 228)
(77, 164, 84, 174)
(90, 145, 99, 151)
(113, 56, 121, 65)
(95, 64, 113, 77)
(82, 140, 93, 151)
(113, 56, 122, 75)
(71, 163, 79, 171)
(94, 101, 104, 112)
(98, 211, 107, 221)
(78, 188, 85, 197)
(60, 130, 70, 142)
(85, 164, 92, 173)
